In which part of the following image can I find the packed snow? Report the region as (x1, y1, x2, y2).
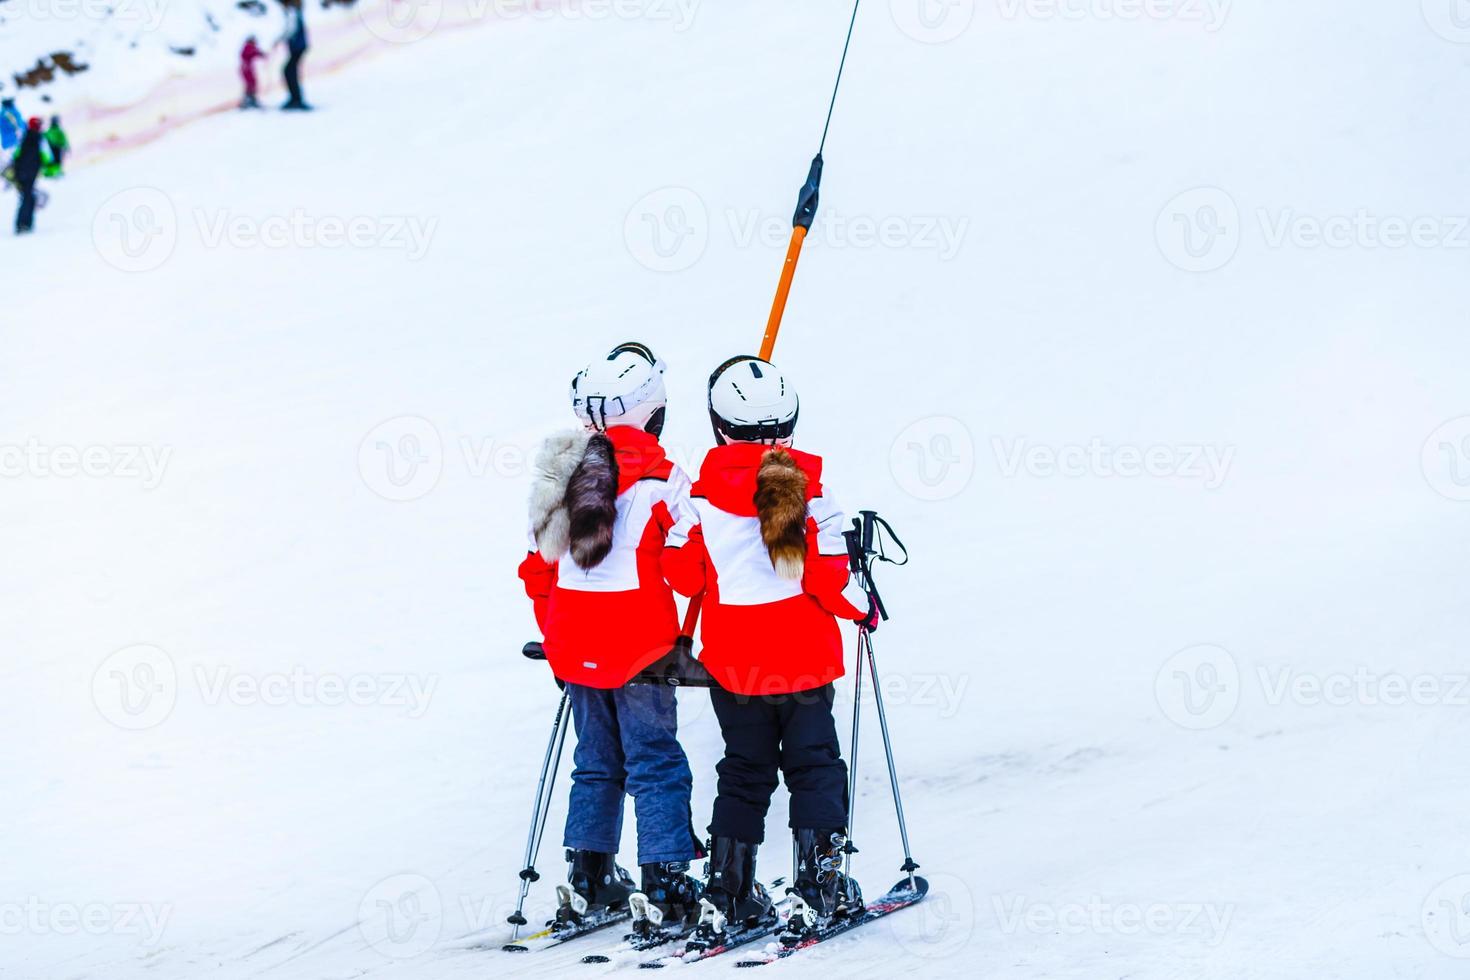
(3, 2, 1469, 978)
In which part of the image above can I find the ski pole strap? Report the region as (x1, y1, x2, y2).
(793, 153, 823, 230)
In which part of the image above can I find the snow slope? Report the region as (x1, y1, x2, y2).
(3, 2, 1470, 978)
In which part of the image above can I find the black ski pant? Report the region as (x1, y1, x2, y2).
(15, 180, 36, 233)
(283, 48, 306, 106)
(708, 683, 847, 844)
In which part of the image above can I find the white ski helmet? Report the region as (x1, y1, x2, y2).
(570, 341, 668, 435)
(707, 355, 799, 446)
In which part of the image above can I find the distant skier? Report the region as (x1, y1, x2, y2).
(239, 36, 268, 109)
(275, 0, 311, 111)
(662, 356, 876, 950)
(42, 116, 68, 177)
(517, 342, 705, 931)
(8, 117, 51, 234)
(0, 98, 23, 152)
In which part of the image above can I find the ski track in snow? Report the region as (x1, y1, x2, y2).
(4, 2, 1470, 978)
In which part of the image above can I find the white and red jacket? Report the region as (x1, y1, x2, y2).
(518, 426, 688, 689)
(662, 444, 868, 697)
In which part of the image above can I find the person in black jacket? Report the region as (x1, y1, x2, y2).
(9, 117, 46, 235)
(276, 0, 311, 111)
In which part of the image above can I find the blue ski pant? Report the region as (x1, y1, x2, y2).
(563, 682, 700, 865)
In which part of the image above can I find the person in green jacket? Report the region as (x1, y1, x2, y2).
(42, 116, 68, 178)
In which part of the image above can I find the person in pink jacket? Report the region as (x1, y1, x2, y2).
(239, 36, 267, 110)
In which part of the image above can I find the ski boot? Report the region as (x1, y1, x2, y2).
(554, 849, 635, 930)
(685, 837, 776, 953)
(626, 861, 703, 945)
(780, 828, 864, 944)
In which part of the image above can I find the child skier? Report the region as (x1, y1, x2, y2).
(240, 36, 267, 109)
(662, 355, 876, 950)
(518, 342, 705, 932)
(42, 117, 67, 177)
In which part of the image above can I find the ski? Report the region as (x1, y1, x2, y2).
(500, 887, 633, 954)
(578, 921, 697, 964)
(731, 876, 929, 967)
(635, 907, 789, 969)
(580, 877, 788, 966)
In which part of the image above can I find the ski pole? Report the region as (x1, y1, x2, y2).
(757, 0, 863, 361)
(861, 626, 920, 889)
(843, 626, 865, 882)
(507, 687, 572, 939)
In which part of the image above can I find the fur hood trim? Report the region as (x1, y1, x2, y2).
(755, 448, 809, 581)
(529, 429, 591, 561)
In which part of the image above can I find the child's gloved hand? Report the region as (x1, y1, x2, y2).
(857, 593, 881, 633)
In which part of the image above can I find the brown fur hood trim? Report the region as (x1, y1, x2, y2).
(755, 448, 808, 581)
(565, 433, 620, 571)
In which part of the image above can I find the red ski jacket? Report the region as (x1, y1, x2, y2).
(518, 426, 686, 689)
(662, 444, 868, 696)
